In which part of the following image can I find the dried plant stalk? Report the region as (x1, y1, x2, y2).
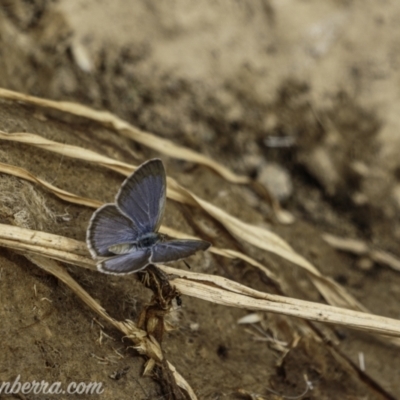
(23, 252, 198, 400)
(0, 134, 367, 312)
(2, 224, 400, 339)
(0, 160, 102, 208)
(0, 88, 248, 184)
(323, 233, 400, 272)
(0, 161, 278, 283)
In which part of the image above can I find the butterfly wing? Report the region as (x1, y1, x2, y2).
(87, 204, 140, 257)
(150, 239, 211, 263)
(97, 248, 151, 275)
(116, 159, 166, 234)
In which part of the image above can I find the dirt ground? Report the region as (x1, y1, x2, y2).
(2, 0, 400, 399)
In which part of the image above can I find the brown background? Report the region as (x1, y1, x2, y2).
(1, 1, 400, 399)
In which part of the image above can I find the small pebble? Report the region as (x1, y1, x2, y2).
(258, 162, 293, 201)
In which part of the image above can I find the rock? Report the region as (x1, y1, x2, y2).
(258, 162, 293, 201)
(301, 145, 341, 196)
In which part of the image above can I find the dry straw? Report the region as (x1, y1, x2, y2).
(2, 224, 400, 338)
(0, 130, 368, 312)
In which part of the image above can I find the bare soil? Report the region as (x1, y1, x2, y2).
(1, 1, 400, 399)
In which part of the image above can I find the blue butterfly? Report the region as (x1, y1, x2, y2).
(87, 159, 211, 274)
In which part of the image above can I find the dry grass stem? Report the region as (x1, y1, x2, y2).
(0, 130, 134, 176)
(0, 134, 369, 312)
(323, 233, 400, 272)
(0, 161, 278, 282)
(2, 224, 400, 339)
(0, 161, 102, 208)
(23, 252, 197, 400)
(0, 88, 248, 184)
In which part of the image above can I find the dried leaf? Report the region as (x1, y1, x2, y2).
(323, 233, 400, 272)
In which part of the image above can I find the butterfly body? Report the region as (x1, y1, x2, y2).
(87, 159, 210, 275)
(108, 232, 162, 254)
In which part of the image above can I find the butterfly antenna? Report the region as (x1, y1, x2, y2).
(183, 260, 191, 270)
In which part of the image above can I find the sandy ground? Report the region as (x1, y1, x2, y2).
(1, 0, 400, 399)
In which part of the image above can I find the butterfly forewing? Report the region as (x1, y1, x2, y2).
(116, 159, 166, 234)
(98, 248, 151, 275)
(87, 204, 140, 257)
(150, 239, 211, 263)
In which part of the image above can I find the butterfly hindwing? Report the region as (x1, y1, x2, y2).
(97, 248, 151, 275)
(86, 204, 140, 257)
